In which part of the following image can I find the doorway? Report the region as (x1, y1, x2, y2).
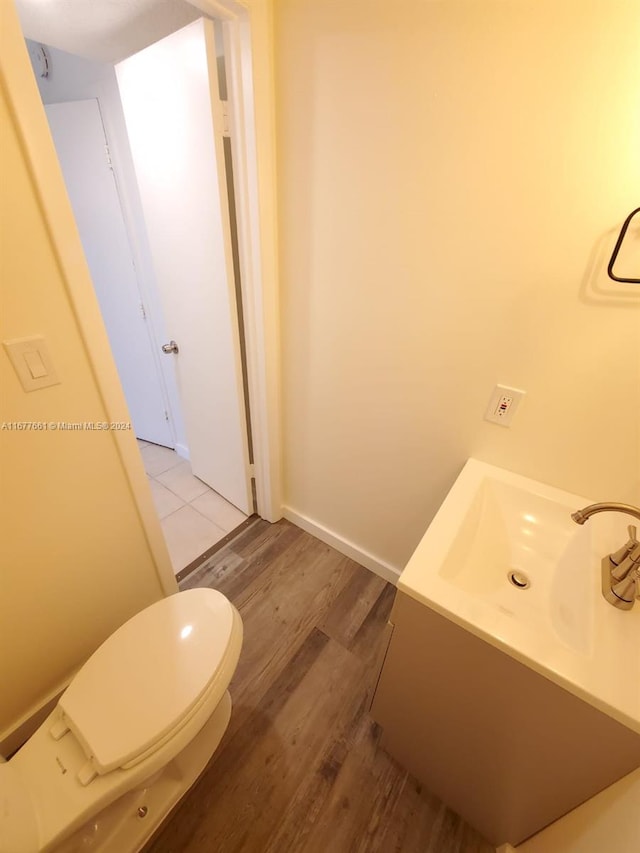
(20, 22, 272, 573)
(28, 21, 251, 476)
(26, 30, 253, 572)
(9, 0, 281, 586)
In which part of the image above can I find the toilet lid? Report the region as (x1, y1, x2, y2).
(59, 588, 240, 774)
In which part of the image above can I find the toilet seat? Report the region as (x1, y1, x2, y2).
(55, 588, 241, 780)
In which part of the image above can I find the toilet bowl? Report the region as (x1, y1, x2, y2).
(0, 587, 242, 853)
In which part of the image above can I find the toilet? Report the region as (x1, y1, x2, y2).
(0, 587, 243, 853)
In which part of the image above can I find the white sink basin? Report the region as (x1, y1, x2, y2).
(438, 477, 594, 655)
(398, 459, 640, 733)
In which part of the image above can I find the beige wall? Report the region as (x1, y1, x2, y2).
(275, 0, 640, 572)
(0, 4, 174, 746)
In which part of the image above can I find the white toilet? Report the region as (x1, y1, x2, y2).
(0, 587, 243, 853)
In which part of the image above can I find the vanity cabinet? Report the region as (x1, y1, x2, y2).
(370, 591, 640, 847)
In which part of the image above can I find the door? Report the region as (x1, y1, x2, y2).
(44, 99, 174, 448)
(116, 18, 252, 514)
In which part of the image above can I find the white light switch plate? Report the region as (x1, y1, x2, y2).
(3, 336, 60, 392)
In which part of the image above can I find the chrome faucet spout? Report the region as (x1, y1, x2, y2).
(571, 502, 640, 525)
(571, 502, 640, 611)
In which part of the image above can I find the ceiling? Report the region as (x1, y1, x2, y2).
(15, 0, 201, 63)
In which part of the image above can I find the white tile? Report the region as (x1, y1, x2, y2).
(156, 460, 210, 503)
(148, 478, 185, 520)
(190, 490, 247, 533)
(140, 444, 181, 477)
(160, 505, 226, 574)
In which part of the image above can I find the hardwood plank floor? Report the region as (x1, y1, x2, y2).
(145, 520, 494, 853)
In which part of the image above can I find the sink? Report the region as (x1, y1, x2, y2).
(438, 477, 594, 654)
(398, 459, 640, 733)
(373, 459, 640, 845)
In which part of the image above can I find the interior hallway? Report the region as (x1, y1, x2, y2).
(137, 440, 248, 575)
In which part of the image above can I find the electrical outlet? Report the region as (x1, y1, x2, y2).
(485, 385, 525, 427)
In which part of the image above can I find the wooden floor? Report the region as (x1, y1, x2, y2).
(145, 519, 494, 853)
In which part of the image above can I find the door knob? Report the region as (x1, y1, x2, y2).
(161, 340, 179, 354)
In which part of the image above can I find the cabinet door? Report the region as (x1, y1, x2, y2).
(371, 591, 640, 847)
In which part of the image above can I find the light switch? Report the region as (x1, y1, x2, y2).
(24, 350, 48, 379)
(3, 336, 60, 391)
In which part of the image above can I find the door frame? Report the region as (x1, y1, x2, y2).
(189, 0, 282, 523)
(1, 0, 281, 594)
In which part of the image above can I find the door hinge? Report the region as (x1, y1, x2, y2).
(221, 101, 231, 138)
(164, 410, 169, 422)
(248, 463, 255, 477)
(104, 143, 113, 171)
(139, 302, 146, 319)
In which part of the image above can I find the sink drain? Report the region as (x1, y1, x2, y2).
(508, 570, 531, 589)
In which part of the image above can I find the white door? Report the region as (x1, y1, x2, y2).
(45, 99, 174, 448)
(116, 18, 252, 514)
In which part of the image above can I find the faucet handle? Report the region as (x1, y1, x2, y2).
(611, 541, 640, 581)
(610, 565, 640, 604)
(609, 526, 640, 567)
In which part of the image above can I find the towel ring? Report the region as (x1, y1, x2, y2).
(607, 207, 640, 283)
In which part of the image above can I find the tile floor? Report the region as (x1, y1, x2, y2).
(137, 440, 248, 575)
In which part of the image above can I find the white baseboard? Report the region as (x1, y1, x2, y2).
(174, 442, 190, 461)
(282, 506, 401, 585)
(496, 844, 517, 852)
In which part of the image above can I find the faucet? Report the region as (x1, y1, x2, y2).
(571, 503, 640, 611)
(571, 502, 640, 525)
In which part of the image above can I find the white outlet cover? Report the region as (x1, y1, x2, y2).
(484, 384, 525, 427)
